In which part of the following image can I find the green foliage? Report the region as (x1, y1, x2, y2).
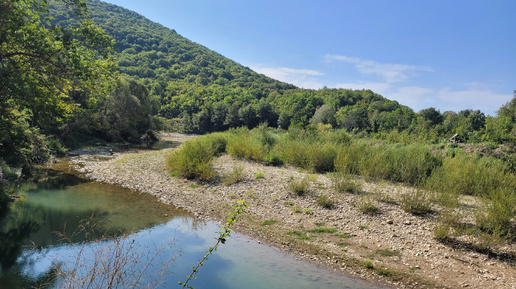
(356, 197, 381, 215)
(307, 228, 337, 234)
(98, 77, 158, 142)
(399, 189, 433, 215)
(1, 0, 114, 173)
(376, 249, 400, 257)
(287, 231, 310, 240)
(335, 142, 441, 185)
(316, 194, 335, 209)
(288, 176, 311, 197)
(166, 138, 217, 181)
(225, 127, 267, 162)
(426, 153, 515, 197)
(476, 186, 516, 239)
(260, 220, 277, 226)
(363, 260, 374, 269)
(222, 165, 245, 186)
(331, 173, 363, 194)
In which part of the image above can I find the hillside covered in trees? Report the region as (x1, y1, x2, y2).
(1, 0, 516, 209)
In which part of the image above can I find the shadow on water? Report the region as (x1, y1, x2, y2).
(0, 165, 188, 289)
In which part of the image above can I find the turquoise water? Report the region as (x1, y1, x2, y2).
(0, 165, 389, 289)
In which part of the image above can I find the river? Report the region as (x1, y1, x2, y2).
(0, 158, 389, 289)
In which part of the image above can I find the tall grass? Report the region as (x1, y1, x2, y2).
(334, 142, 441, 186)
(170, 127, 516, 243)
(166, 136, 223, 181)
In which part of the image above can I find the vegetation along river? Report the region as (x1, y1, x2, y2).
(0, 158, 389, 289)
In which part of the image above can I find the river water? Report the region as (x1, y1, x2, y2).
(0, 160, 389, 289)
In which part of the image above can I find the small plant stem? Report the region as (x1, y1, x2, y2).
(179, 200, 247, 289)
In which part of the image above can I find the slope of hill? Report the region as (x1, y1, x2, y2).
(50, 0, 516, 144)
(84, 1, 295, 91)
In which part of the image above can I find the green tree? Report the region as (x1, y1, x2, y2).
(0, 0, 114, 173)
(419, 107, 443, 126)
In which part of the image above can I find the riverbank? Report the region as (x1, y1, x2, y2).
(70, 133, 516, 289)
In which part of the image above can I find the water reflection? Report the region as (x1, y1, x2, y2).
(0, 167, 184, 288)
(0, 164, 390, 289)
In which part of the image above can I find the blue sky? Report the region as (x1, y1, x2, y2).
(102, 0, 515, 116)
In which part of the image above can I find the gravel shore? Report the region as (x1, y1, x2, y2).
(70, 133, 516, 289)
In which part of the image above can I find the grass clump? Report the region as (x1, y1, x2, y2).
(335, 233, 352, 239)
(307, 228, 337, 234)
(166, 137, 216, 182)
(376, 268, 394, 277)
(260, 220, 278, 226)
(316, 194, 335, 209)
(356, 197, 381, 215)
(376, 249, 400, 257)
(476, 186, 516, 239)
(288, 176, 311, 196)
(399, 189, 433, 215)
(363, 260, 374, 269)
(304, 208, 313, 215)
(287, 231, 310, 240)
(223, 165, 245, 186)
(254, 172, 264, 179)
(331, 173, 363, 194)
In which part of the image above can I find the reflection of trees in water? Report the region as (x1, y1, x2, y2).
(0, 203, 44, 269)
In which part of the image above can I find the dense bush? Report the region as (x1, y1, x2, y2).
(166, 138, 217, 181)
(335, 142, 441, 185)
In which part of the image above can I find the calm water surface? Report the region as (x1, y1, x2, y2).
(0, 161, 389, 289)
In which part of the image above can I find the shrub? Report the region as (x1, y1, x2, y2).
(363, 260, 374, 269)
(308, 142, 338, 173)
(426, 154, 516, 197)
(476, 186, 516, 238)
(279, 139, 311, 169)
(334, 141, 368, 175)
(331, 173, 362, 194)
(399, 189, 433, 215)
(166, 138, 216, 181)
(316, 194, 335, 209)
(288, 176, 311, 196)
(336, 141, 441, 185)
(356, 197, 381, 215)
(223, 165, 245, 186)
(203, 132, 228, 155)
(226, 131, 267, 162)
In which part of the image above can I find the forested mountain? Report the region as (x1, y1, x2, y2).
(68, 0, 513, 144)
(58, 0, 420, 135)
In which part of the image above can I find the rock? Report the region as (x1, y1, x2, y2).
(386, 219, 394, 224)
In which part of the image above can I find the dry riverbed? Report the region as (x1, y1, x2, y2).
(69, 133, 516, 289)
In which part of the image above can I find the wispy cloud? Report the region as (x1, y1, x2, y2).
(436, 87, 512, 115)
(251, 66, 324, 89)
(326, 54, 432, 83)
(387, 85, 511, 115)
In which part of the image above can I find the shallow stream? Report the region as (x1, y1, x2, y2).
(0, 158, 389, 289)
